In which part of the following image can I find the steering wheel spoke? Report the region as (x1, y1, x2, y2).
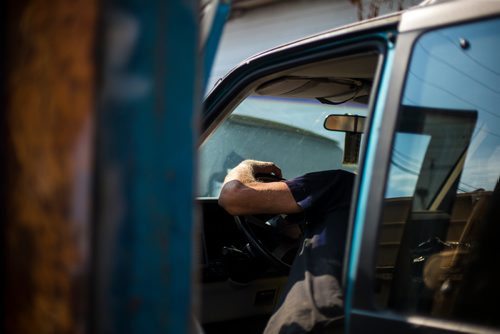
(235, 214, 300, 274)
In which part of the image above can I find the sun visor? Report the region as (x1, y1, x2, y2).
(255, 76, 368, 103)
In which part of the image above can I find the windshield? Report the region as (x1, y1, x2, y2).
(198, 96, 367, 197)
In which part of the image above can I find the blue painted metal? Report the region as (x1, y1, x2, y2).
(95, 0, 200, 333)
(202, 0, 231, 90)
(344, 35, 395, 329)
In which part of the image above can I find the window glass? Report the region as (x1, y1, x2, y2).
(386, 132, 430, 198)
(375, 17, 500, 327)
(198, 96, 366, 197)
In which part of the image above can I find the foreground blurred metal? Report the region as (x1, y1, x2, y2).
(2, 0, 203, 332)
(93, 0, 200, 333)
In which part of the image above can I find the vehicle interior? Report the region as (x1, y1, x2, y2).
(373, 104, 500, 324)
(197, 49, 380, 333)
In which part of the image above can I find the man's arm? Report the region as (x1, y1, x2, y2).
(218, 160, 303, 216)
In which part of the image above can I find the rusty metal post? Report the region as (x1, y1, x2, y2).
(2, 0, 98, 333)
(93, 0, 200, 332)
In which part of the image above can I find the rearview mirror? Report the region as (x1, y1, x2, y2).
(324, 114, 365, 133)
(324, 114, 366, 165)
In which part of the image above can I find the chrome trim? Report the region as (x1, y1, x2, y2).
(406, 315, 500, 334)
(401, 0, 500, 32)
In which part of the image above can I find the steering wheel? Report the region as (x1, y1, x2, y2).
(234, 174, 301, 274)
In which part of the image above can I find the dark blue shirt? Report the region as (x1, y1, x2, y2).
(264, 170, 355, 334)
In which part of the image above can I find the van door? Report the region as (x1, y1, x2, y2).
(346, 3, 500, 333)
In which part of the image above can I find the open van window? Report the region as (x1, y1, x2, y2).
(198, 45, 385, 330)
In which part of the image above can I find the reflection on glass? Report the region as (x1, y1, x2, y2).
(402, 18, 500, 192)
(376, 17, 500, 328)
(386, 133, 430, 198)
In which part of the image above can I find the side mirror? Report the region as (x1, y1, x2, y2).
(324, 114, 366, 165)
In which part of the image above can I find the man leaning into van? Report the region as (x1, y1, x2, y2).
(219, 159, 354, 333)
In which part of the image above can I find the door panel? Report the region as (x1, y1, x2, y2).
(349, 14, 500, 334)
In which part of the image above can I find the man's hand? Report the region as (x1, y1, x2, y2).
(243, 160, 283, 178)
(224, 160, 282, 185)
(218, 160, 302, 216)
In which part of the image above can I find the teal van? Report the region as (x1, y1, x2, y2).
(198, 0, 500, 333)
